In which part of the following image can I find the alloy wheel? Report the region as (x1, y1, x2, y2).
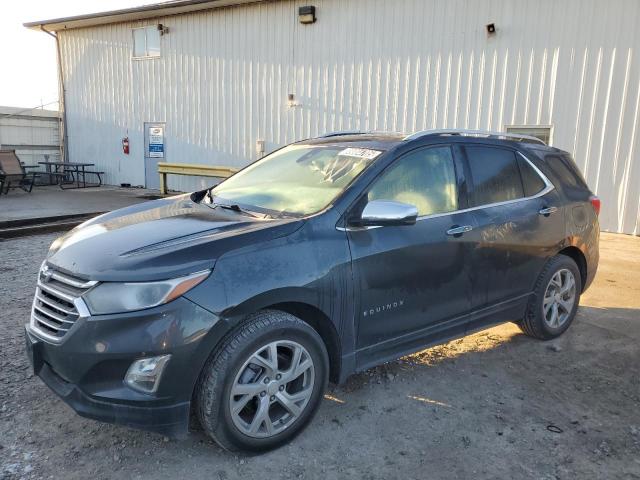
(229, 341, 315, 438)
(542, 268, 577, 328)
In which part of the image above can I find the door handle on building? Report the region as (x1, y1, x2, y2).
(446, 225, 473, 237)
(538, 206, 558, 216)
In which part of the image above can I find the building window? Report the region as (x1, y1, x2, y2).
(505, 126, 552, 145)
(133, 26, 160, 58)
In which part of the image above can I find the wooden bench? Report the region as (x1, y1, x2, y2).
(157, 162, 239, 194)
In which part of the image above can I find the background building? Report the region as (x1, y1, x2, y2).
(26, 0, 640, 234)
(0, 106, 61, 166)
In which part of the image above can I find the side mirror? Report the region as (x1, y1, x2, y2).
(355, 199, 418, 227)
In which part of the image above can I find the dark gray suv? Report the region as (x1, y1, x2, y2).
(25, 129, 600, 452)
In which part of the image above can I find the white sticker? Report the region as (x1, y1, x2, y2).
(338, 147, 382, 160)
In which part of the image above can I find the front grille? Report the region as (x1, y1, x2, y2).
(30, 265, 97, 342)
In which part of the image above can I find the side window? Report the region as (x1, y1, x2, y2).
(517, 156, 546, 197)
(368, 146, 458, 216)
(465, 146, 524, 207)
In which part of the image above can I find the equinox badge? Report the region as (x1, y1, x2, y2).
(363, 300, 405, 317)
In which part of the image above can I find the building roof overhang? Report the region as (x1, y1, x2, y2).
(24, 0, 267, 31)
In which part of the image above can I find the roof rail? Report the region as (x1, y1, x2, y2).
(318, 130, 367, 138)
(403, 129, 546, 145)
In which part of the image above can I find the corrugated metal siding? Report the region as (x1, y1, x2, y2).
(59, 0, 640, 234)
(0, 111, 60, 166)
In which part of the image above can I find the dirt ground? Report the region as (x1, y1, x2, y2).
(1, 232, 639, 480)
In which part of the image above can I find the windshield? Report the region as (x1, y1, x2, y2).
(209, 145, 383, 216)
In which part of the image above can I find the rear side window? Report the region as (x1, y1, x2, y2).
(517, 156, 546, 196)
(465, 146, 524, 207)
(368, 146, 458, 216)
(546, 155, 587, 190)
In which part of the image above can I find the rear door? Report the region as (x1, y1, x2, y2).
(346, 145, 476, 362)
(462, 145, 564, 313)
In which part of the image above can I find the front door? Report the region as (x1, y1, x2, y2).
(144, 122, 166, 189)
(347, 145, 476, 363)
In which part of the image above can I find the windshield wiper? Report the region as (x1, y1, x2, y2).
(202, 190, 255, 216)
(213, 202, 261, 218)
(206, 191, 295, 219)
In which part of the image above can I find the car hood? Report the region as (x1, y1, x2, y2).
(46, 193, 304, 282)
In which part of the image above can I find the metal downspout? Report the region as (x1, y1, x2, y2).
(40, 25, 69, 163)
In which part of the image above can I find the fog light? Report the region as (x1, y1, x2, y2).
(125, 355, 171, 394)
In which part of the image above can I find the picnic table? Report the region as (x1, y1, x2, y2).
(38, 161, 104, 189)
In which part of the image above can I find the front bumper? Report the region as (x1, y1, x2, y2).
(25, 297, 224, 436)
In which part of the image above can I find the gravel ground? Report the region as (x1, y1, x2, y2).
(1, 232, 640, 480)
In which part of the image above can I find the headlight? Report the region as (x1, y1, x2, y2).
(83, 270, 210, 315)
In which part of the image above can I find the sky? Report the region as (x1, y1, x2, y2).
(0, 1, 158, 110)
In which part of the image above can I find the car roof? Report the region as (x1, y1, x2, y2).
(297, 131, 568, 157)
(298, 133, 405, 151)
(518, 142, 568, 156)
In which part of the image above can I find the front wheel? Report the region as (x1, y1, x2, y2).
(196, 310, 329, 452)
(519, 255, 582, 340)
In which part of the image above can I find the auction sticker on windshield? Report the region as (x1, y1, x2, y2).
(338, 147, 382, 160)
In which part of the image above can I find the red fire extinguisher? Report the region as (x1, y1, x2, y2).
(122, 136, 130, 155)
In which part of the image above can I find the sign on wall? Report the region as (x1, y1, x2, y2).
(148, 126, 164, 158)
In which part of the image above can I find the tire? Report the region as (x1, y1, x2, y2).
(195, 310, 329, 452)
(519, 254, 582, 340)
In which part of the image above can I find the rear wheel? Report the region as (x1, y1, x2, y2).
(519, 255, 582, 340)
(196, 310, 329, 452)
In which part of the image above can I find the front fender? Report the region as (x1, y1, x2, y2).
(183, 213, 356, 379)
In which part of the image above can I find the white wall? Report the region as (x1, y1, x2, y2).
(59, 0, 640, 234)
(0, 107, 60, 166)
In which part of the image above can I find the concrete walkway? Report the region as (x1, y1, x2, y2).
(0, 186, 163, 224)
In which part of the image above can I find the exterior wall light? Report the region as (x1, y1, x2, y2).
(299, 6, 316, 24)
(486, 23, 496, 35)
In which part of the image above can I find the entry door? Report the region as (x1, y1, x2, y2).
(347, 146, 476, 356)
(144, 122, 166, 189)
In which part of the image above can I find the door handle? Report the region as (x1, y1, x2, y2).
(446, 225, 473, 237)
(538, 206, 558, 216)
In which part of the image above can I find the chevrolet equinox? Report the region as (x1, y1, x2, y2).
(25, 129, 600, 452)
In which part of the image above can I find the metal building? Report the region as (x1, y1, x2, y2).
(26, 0, 640, 234)
(0, 106, 61, 167)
